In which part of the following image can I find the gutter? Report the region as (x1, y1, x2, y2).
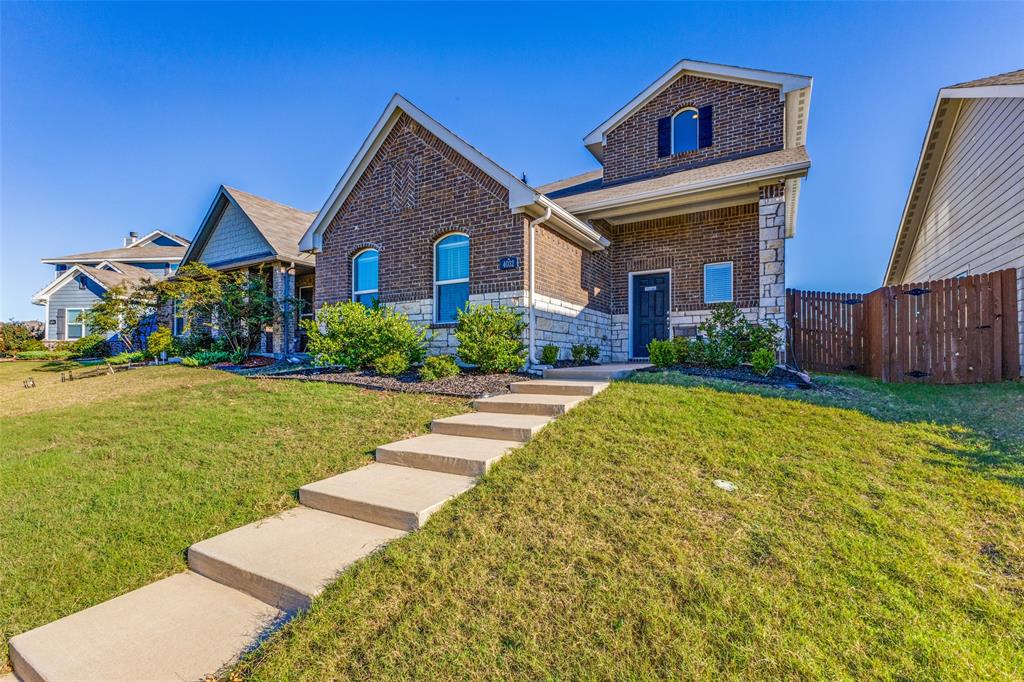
(527, 205, 552, 367)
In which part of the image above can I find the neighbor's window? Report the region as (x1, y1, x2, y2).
(172, 300, 186, 336)
(704, 262, 733, 304)
(298, 286, 315, 321)
(66, 308, 86, 339)
(352, 249, 379, 306)
(672, 107, 699, 154)
(434, 233, 469, 324)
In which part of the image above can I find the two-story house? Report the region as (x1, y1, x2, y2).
(31, 230, 190, 342)
(299, 59, 812, 362)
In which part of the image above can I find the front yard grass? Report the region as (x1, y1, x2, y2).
(237, 372, 1023, 680)
(0, 361, 466, 671)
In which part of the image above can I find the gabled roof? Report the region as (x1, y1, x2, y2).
(130, 230, 191, 248)
(41, 244, 188, 264)
(300, 94, 608, 254)
(181, 186, 317, 268)
(583, 59, 813, 162)
(31, 262, 156, 304)
(884, 68, 1024, 284)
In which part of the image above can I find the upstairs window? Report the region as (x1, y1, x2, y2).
(704, 262, 733, 304)
(671, 108, 699, 154)
(352, 249, 379, 306)
(434, 233, 469, 324)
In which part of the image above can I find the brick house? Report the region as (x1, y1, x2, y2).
(300, 60, 813, 362)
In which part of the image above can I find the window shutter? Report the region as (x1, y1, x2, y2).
(698, 106, 713, 148)
(657, 117, 672, 157)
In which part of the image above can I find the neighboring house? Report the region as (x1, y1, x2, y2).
(177, 186, 316, 355)
(884, 68, 1023, 372)
(300, 59, 812, 362)
(31, 230, 190, 342)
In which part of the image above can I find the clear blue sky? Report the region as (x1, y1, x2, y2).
(2, 1, 1021, 320)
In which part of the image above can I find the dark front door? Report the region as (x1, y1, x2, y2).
(632, 272, 669, 358)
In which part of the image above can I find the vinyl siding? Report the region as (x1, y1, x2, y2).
(46, 276, 104, 340)
(903, 97, 1024, 282)
(198, 201, 273, 267)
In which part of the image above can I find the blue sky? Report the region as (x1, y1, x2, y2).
(2, 1, 1021, 320)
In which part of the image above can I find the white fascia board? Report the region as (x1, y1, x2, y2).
(534, 195, 610, 251)
(569, 160, 810, 215)
(583, 60, 813, 152)
(31, 265, 88, 303)
(130, 229, 190, 248)
(939, 84, 1024, 99)
(301, 94, 540, 253)
(42, 256, 182, 264)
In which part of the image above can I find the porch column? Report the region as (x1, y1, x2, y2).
(758, 184, 787, 354)
(272, 263, 297, 357)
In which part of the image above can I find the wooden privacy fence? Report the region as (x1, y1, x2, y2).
(787, 269, 1020, 384)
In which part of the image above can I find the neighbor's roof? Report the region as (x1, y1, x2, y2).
(582, 59, 813, 162)
(31, 262, 157, 304)
(41, 244, 188, 264)
(884, 68, 1024, 284)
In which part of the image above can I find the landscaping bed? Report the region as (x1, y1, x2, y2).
(638, 363, 813, 389)
(263, 367, 533, 398)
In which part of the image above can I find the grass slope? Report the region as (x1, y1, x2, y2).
(0, 362, 465, 671)
(238, 374, 1024, 680)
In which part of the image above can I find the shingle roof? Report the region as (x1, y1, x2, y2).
(42, 244, 187, 263)
(77, 264, 154, 290)
(947, 69, 1024, 89)
(549, 147, 810, 213)
(536, 168, 604, 195)
(223, 187, 317, 264)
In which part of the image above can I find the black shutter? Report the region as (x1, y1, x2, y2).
(657, 117, 672, 157)
(698, 106, 713, 148)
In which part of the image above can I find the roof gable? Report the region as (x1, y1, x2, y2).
(583, 59, 812, 162)
(131, 230, 191, 248)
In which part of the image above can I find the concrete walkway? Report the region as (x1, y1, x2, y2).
(543, 362, 650, 381)
(6, 376, 609, 682)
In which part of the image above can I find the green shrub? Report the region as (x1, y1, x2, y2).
(181, 350, 232, 367)
(671, 336, 690, 364)
(751, 347, 777, 376)
(698, 303, 781, 363)
(419, 355, 461, 381)
(0, 321, 44, 354)
(647, 339, 677, 368)
(704, 338, 742, 369)
(374, 351, 410, 376)
(171, 332, 214, 357)
(454, 304, 527, 373)
(301, 302, 427, 370)
(108, 351, 145, 365)
(146, 326, 173, 359)
(570, 344, 587, 364)
(14, 350, 72, 361)
(540, 344, 559, 366)
(584, 344, 600, 363)
(66, 334, 109, 358)
(686, 338, 707, 366)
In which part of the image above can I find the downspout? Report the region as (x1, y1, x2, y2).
(527, 206, 551, 366)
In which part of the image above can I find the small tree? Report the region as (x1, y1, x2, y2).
(159, 262, 277, 357)
(81, 281, 158, 353)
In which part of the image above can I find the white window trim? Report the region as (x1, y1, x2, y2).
(703, 261, 734, 304)
(670, 107, 699, 155)
(433, 233, 469, 324)
(627, 268, 672, 360)
(66, 308, 86, 340)
(298, 285, 315, 320)
(351, 249, 379, 304)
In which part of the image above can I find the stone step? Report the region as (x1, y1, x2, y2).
(299, 463, 476, 531)
(473, 392, 584, 416)
(8, 571, 282, 682)
(431, 412, 552, 442)
(376, 433, 521, 477)
(543, 363, 650, 381)
(510, 379, 609, 396)
(188, 506, 404, 614)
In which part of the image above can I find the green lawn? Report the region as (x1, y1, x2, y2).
(0, 361, 466, 672)
(235, 372, 1024, 680)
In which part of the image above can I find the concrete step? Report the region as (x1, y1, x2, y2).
(376, 433, 520, 477)
(543, 363, 650, 381)
(510, 379, 609, 396)
(8, 571, 282, 682)
(431, 412, 552, 442)
(188, 506, 404, 614)
(473, 392, 584, 416)
(300, 463, 475, 531)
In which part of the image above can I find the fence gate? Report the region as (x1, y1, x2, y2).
(788, 269, 1020, 384)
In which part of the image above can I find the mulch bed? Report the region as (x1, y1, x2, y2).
(259, 367, 535, 398)
(639, 364, 815, 389)
(212, 355, 277, 370)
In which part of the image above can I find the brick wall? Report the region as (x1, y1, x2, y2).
(603, 74, 784, 184)
(316, 113, 527, 311)
(534, 224, 611, 313)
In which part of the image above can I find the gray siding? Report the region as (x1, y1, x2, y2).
(46, 276, 104, 340)
(904, 97, 1024, 282)
(198, 202, 273, 267)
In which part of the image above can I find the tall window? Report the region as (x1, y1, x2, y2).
(66, 308, 86, 339)
(352, 249, 379, 306)
(704, 262, 733, 304)
(672, 107, 699, 155)
(434, 233, 469, 323)
(172, 300, 186, 336)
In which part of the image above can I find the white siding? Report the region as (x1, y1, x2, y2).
(198, 201, 272, 267)
(903, 97, 1024, 282)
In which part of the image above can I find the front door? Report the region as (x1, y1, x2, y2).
(632, 272, 669, 358)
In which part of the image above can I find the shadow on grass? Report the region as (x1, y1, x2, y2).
(627, 370, 1024, 488)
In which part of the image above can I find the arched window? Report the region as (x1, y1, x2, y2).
(671, 107, 699, 155)
(352, 249, 379, 306)
(434, 233, 469, 323)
